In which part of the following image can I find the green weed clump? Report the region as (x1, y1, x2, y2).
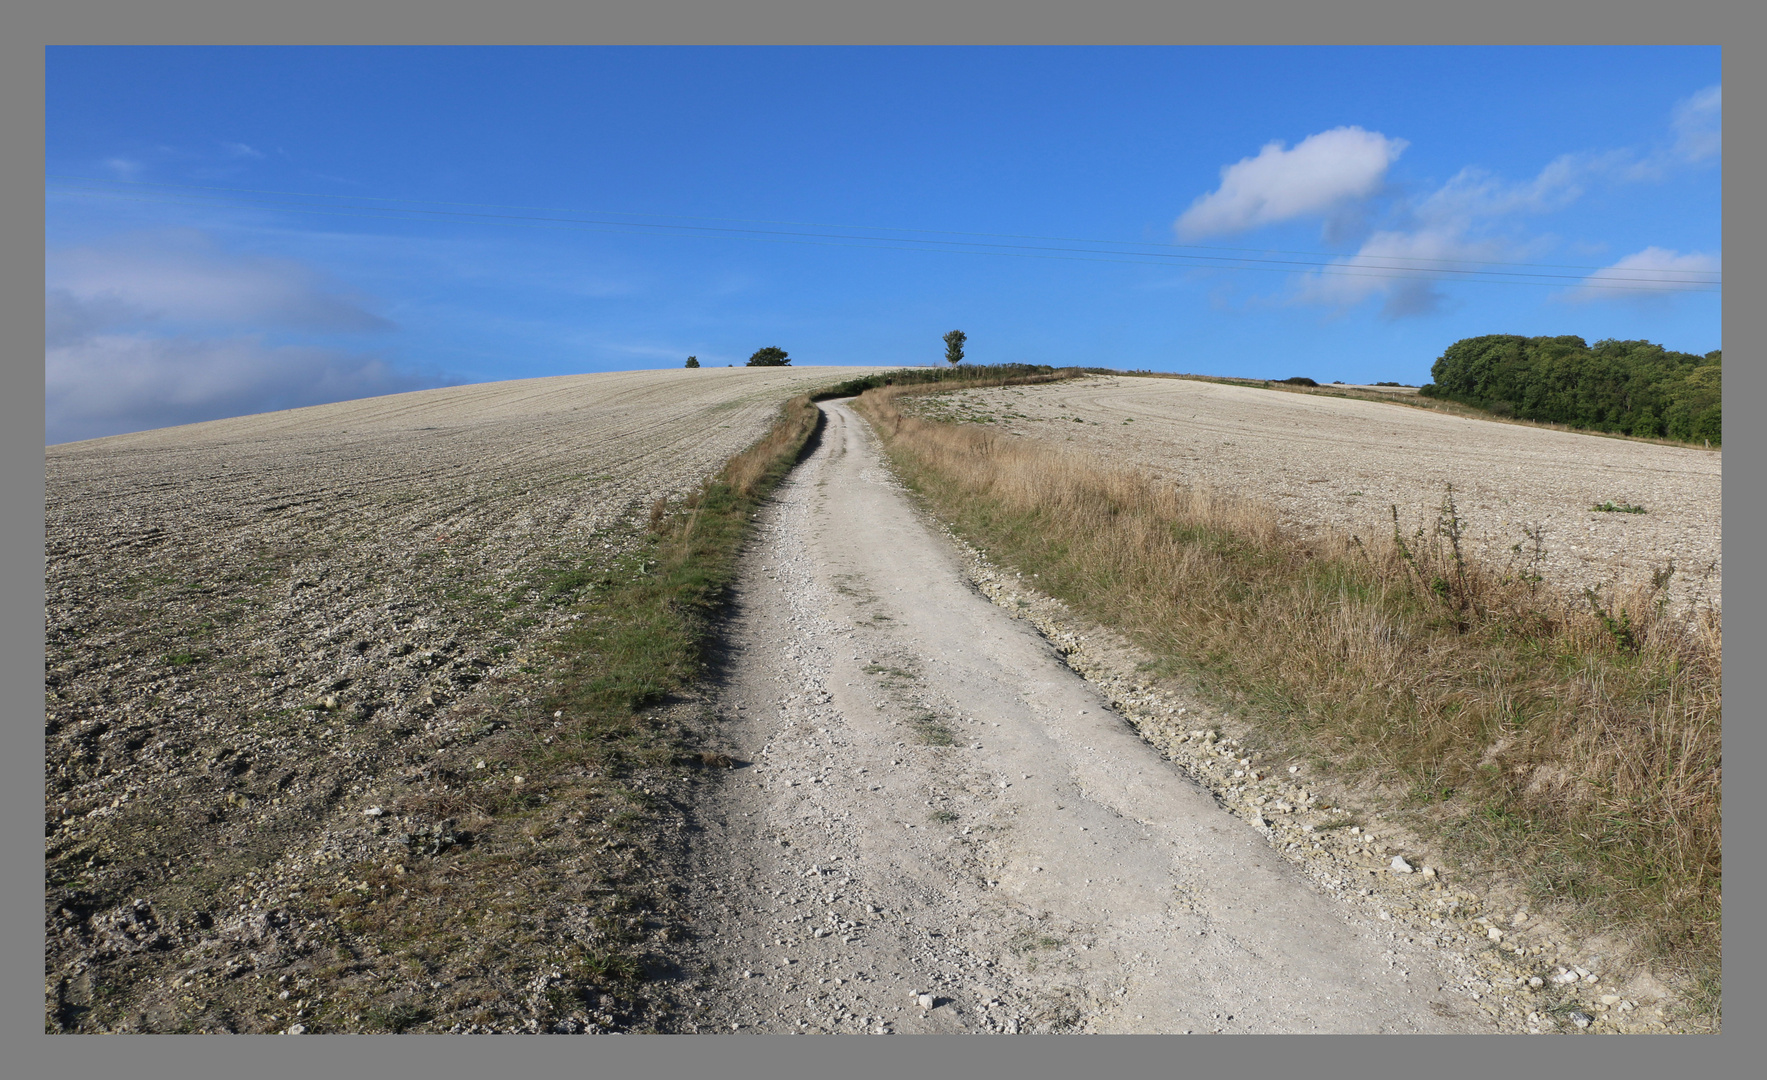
(855, 382, 1721, 1006)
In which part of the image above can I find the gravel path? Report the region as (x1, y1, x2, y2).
(677, 402, 1496, 1034)
(914, 376, 1721, 610)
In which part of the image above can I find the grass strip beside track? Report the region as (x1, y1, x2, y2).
(263, 394, 832, 1033)
(310, 370, 1088, 1031)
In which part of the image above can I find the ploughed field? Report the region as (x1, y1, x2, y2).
(43, 367, 873, 1034)
(912, 375, 1721, 611)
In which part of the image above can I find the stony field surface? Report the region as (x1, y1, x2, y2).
(911, 375, 1721, 611)
(43, 367, 873, 1034)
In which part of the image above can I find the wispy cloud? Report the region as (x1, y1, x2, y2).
(1671, 84, 1721, 163)
(222, 141, 267, 160)
(1559, 247, 1720, 303)
(47, 332, 442, 445)
(1176, 127, 1407, 239)
(1604, 84, 1724, 182)
(1294, 227, 1516, 319)
(1289, 152, 1586, 318)
(1417, 151, 1617, 220)
(44, 229, 451, 443)
(48, 228, 393, 333)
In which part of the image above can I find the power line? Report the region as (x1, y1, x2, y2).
(45, 180, 1720, 293)
(47, 174, 1720, 280)
(47, 180, 1719, 288)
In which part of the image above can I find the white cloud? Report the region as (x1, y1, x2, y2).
(1672, 85, 1721, 163)
(1287, 152, 1590, 320)
(46, 332, 443, 445)
(1419, 151, 1615, 221)
(1604, 85, 1723, 181)
(44, 230, 445, 443)
(1185, 87, 1718, 319)
(1176, 127, 1407, 238)
(1287, 143, 1718, 320)
(48, 229, 393, 333)
(1294, 226, 1515, 319)
(1561, 247, 1720, 303)
(46, 288, 142, 349)
(222, 141, 267, 160)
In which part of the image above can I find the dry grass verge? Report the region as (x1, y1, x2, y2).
(856, 383, 1721, 1019)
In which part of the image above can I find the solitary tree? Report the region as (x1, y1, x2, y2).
(684, 355, 700, 368)
(943, 329, 967, 366)
(747, 346, 791, 367)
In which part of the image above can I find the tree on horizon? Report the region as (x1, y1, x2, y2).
(943, 330, 966, 366)
(747, 346, 791, 367)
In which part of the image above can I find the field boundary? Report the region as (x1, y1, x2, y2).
(1101, 370, 1723, 452)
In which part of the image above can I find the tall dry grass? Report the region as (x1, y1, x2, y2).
(858, 384, 1721, 998)
(723, 394, 822, 498)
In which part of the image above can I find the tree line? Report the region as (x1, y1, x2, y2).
(1420, 334, 1720, 445)
(687, 332, 968, 369)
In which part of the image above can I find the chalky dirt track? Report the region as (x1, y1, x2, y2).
(678, 401, 1493, 1034)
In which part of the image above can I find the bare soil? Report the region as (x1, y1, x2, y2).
(913, 375, 1721, 611)
(43, 367, 875, 1034)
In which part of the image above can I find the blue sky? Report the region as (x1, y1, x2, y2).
(46, 47, 1721, 443)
